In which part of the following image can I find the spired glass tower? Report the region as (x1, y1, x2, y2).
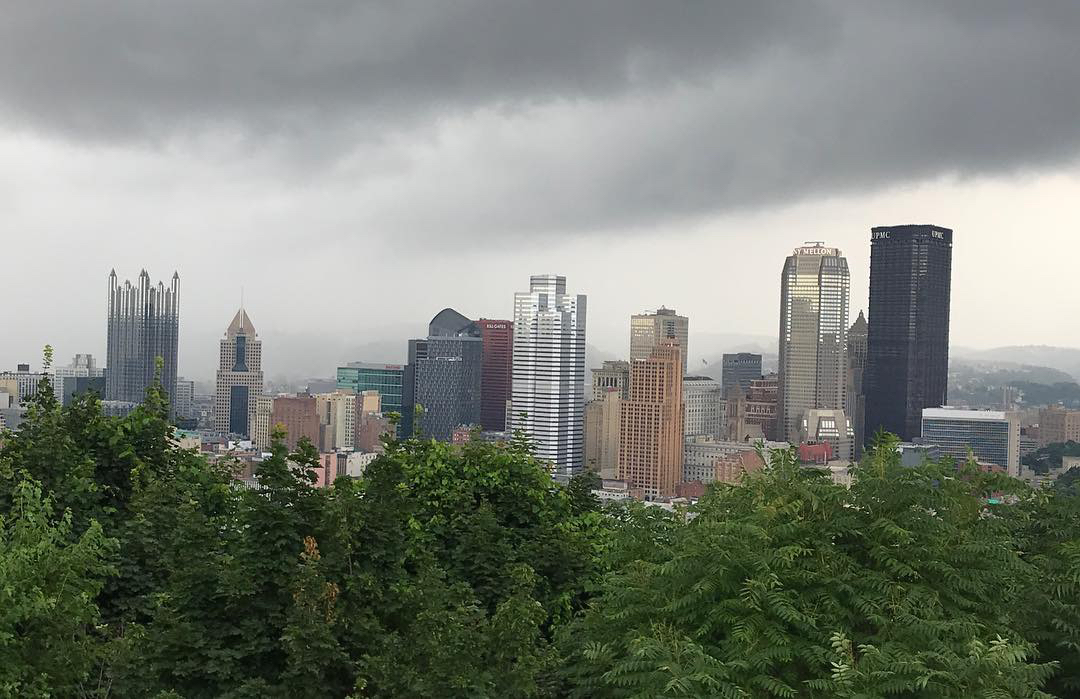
(864, 225, 953, 442)
(509, 275, 587, 474)
(777, 243, 850, 444)
(105, 269, 180, 410)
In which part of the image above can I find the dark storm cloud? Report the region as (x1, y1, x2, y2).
(3, 1, 1080, 241)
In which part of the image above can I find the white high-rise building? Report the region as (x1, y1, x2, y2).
(509, 274, 587, 473)
(214, 308, 264, 437)
(683, 376, 724, 440)
(777, 243, 850, 444)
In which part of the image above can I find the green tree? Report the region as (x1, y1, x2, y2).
(0, 477, 115, 697)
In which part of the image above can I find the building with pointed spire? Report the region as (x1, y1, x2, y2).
(846, 311, 868, 458)
(214, 306, 264, 436)
(106, 269, 180, 410)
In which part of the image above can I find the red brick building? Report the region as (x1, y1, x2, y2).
(478, 318, 513, 431)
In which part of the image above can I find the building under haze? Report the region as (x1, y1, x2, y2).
(591, 360, 630, 401)
(477, 318, 513, 431)
(619, 340, 684, 498)
(337, 362, 405, 434)
(777, 244, 850, 444)
(721, 353, 762, 397)
(865, 225, 953, 442)
(846, 311, 868, 458)
(406, 308, 483, 442)
(683, 375, 724, 439)
(53, 354, 105, 406)
(214, 307, 264, 437)
(630, 307, 688, 370)
(509, 274, 587, 473)
(105, 269, 180, 411)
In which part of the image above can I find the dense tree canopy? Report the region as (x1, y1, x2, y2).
(3, 367, 1080, 697)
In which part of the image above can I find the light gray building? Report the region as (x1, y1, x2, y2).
(591, 360, 630, 401)
(777, 243, 850, 444)
(630, 307, 688, 369)
(921, 407, 1020, 476)
(106, 269, 180, 411)
(509, 275, 587, 474)
(53, 354, 105, 405)
(683, 375, 724, 439)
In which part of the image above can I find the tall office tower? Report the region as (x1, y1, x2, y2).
(53, 354, 106, 405)
(846, 311, 868, 459)
(337, 362, 405, 433)
(214, 308, 264, 437)
(591, 360, 630, 400)
(630, 307, 689, 370)
(407, 308, 483, 442)
(509, 274, 587, 473)
(106, 269, 180, 410)
(683, 376, 724, 439)
(864, 225, 953, 442)
(584, 390, 621, 479)
(478, 318, 513, 431)
(618, 340, 684, 498)
(721, 353, 762, 396)
(921, 407, 1020, 477)
(777, 244, 850, 444)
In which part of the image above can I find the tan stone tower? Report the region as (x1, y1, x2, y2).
(214, 307, 264, 437)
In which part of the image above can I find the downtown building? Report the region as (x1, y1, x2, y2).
(106, 269, 180, 412)
(509, 274, 587, 473)
(618, 340, 684, 498)
(630, 307, 689, 370)
(846, 311, 868, 458)
(721, 353, 762, 397)
(477, 318, 513, 431)
(777, 244, 850, 445)
(53, 354, 105, 406)
(865, 225, 953, 442)
(683, 375, 724, 439)
(921, 407, 1020, 477)
(337, 362, 405, 435)
(406, 308, 483, 442)
(214, 308, 264, 437)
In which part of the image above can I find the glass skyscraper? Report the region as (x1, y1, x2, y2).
(337, 362, 405, 434)
(105, 269, 180, 411)
(865, 225, 953, 442)
(777, 244, 850, 444)
(406, 308, 483, 442)
(509, 274, 587, 473)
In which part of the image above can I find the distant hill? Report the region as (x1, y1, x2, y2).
(949, 357, 1080, 409)
(951, 346, 1080, 382)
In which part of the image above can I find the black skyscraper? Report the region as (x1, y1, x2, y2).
(864, 225, 952, 442)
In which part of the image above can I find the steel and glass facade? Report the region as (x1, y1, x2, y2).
(921, 408, 1019, 476)
(509, 274, 587, 473)
(721, 353, 762, 397)
(105, 269, 180, 411)
(777, 244, 850, 444)
(408, 308, 483, 442)
(865, 225, 953, 442)
(337, 362, 404, 431)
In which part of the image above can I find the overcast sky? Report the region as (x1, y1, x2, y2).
(5, 1, 1080, 381)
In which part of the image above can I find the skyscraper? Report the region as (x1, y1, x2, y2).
(618, 340, 684, 498)
(584, 389, 621, 479)
(407, 308, 483, 441)
(106, 269, 180, 410)
(630, 307, 689, 370)
(478, 318, 513, 431)
(777, 243, 850, 444)
(509, 274, 587, 473)
(721, 353, 762, 397)
(846, 311, 868, 459)
(214, 307, 264, 436)
(864, 225, 953, 442)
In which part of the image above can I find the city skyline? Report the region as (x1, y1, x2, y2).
(6, 5, 1080, 377)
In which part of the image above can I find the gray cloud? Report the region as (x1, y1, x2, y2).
(3, 0, 1080, 244)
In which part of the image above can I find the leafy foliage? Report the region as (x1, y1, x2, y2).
(4, 351, 1080, 696)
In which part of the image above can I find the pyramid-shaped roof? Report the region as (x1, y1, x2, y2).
(226, 307, 256, 337)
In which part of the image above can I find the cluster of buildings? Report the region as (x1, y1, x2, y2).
(4, 223, 1075, 491)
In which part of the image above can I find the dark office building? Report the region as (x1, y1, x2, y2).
(864, 225, 953, 442)
(721, 353, 762, 396)
(105, 269, 180, 411)
(478, 318, 513, 431)
(846, 311, 868, 459)
(406, 309, 483, 441)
